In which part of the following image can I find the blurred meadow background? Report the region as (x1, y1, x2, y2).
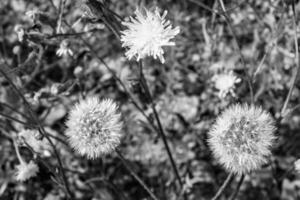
(0, 0, 300, 199)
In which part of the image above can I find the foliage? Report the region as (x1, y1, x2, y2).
(0, 0, 300, 200)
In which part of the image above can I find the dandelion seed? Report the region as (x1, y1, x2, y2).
(121, 7, 180, 63)
(15, 160, 39, 182)
(208, 104, 276, 174)
(65, 97, 123, 159)
(212, 71, 241, 98)
(56, 40, 73, 57)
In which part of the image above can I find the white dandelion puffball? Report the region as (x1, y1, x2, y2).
(65, 97, 123, 159)
(15, 160, 39, 182)
(212, 72, 241, 98)
(121, 7, 180, 63)
(208, 104, 276, 174)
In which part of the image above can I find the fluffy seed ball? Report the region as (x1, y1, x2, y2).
(208, 104, 276, 174)
(121, 7, 180, 63)
(65, 97, 123, 159)
(15, 160, 39, 182)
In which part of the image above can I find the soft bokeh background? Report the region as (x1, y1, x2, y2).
(0, 0, 300, 199)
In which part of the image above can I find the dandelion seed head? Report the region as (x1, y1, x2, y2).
(65, 97, 123, 159)
(15, 160, 39, 182)
(208, 104, 276, 174)
(121, 7, 180, 63)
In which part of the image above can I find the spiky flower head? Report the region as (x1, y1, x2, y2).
(212, 71, 241, 98)
(65, 97, 123, 159)
(208, 104, 276, 174)
(15, 160, 39, 182)
(121, 7, 180, 63)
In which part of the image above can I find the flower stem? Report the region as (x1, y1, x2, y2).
(211, 172, 234, 200)
(13, 139, 25, 165)
(218, 0, 254, 104)
(0, 67, 73, 199)
(0, 112, 36, 128)
(115, 150, 159, 200)
(281, 1, 300, 117)
(138, 61, 183, 187)
(0, 102, 31, 120)
(229, 174, 245, 200)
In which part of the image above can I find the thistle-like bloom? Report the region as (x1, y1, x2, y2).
(15, 160, 39, 182)
(212, 71, 241, 98)
(208, 104, 276, 174)
(65, 97, 123, 159)
(121, 7, 180, 63)
(56, 40, 73, 57)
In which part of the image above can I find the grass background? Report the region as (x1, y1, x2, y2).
(0, 0, 300, 199)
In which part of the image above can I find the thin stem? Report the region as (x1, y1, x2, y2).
(56, 0, 66, 34)
(0, 102, 31, 120)
(188, 0, 244, 16)
(138, 61, 183, 187)
(115, 150, 159, 200)
(218, 0, 254, 104)
(281, 1, 300, 116)
(0, 112, 36, 128)
(211, 172, 234, 200)
(229, 174, 245, 200)
(13, 139, 25, 165)
(0, 67, 73, 199)
(253, 0, 285, 80)
(85, 177, 130, 200)
(47, 29, 98, 39)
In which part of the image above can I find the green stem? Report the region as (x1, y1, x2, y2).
(211, 172, 234, 200)
(229, 174, 245, 200)
(13, 139, 25, 165)
(281, 1, 300, 117)
(0, 67, 73, 199)
(138, 61, 183, 187)
(0, 112, 36, 128)
(115, 150, 159, 200)
(218, 0, 254, 104)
